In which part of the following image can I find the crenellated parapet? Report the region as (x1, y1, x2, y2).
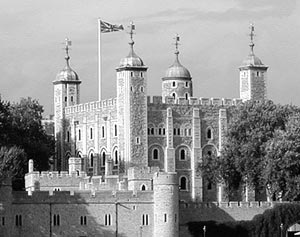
(65, 98, 117, 115)
(127, 166, 160, 191)
(147, 96, 243, 107)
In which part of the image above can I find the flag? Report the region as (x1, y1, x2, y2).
(100, 20, 124, 33)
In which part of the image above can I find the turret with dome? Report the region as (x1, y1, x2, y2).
(239, 24, 268, 101)
(162, 34, 193, 101)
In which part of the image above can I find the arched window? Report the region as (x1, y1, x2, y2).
(207, 127, 212, 139)
(207, 150, 212, 156)
(180, 149, 186, 160)
(67, 131, 70, 142)
(114, 150, 118, 165)
(90, 153, 94, 167)
(172, 81, 176, 87)
(153, 148, 159, 160)
(78, 129, 81, 141)
(90, 128, 93, 140)
(185, 93, 188, 100)
(172, 93, 176, 99)
(179, 176, 187, 190)
(114, 124, 117, 137)
(71, 96, 73, 102)
(141, 185, 146, 191)
(185, 81, 189, 88)
(102, 152, 106, 167)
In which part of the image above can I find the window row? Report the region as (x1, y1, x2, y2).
(171, 92, 190, 100)
(148, 126, 166, 136)
(87, 150, 119, 168)
(154, 213, 177, 223)
(151, 147, 188, 161)
(67, 124, 118, 143)
(171, 81, 190, 88)
(130, 85, 144, 93)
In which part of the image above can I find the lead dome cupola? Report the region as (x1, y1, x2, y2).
(55, 38, 79, 82)
(163, 35, 191, 80)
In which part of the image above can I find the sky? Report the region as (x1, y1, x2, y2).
(0, 0, 300, 115)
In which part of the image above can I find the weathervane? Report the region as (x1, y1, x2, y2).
(127, 22, 135, 46)
(63, 38, 72, 65)
(173, 34, 180, 54)
(249, 23, 255, 54)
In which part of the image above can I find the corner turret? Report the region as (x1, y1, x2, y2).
(239, 24, 268, 101)
(162, 35, 193, 102)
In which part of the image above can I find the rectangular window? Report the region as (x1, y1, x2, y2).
(136, 137, 140, 144)
(15, 215, 22, 226)
(104, 214, 111, 226)
(53, 214, 60, 226)
(80, 216, 87, 225)
(90, 128, 93, 140)
(114, 124, 117, 137)
(78, 129, 81, 141)
(2, 216, 4, 226)
(164, 213, 167, 223)
(102, 126, 105, 138)
(142, 214, 149, 226)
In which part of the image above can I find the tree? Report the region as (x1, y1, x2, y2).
(201, 100, 300, 200)
(0, 97, 54, 190)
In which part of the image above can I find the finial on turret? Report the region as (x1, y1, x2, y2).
(127, 22, 135, 48)
(173, 34, 180, 56)
(64, 38, 72, 66)
(249, 23, 255, 55)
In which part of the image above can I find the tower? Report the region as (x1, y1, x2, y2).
(53, 38, 81, 170)
(162, 34, 192, 101)
(239, 24, 268, 101)
(116, 23, 148, 169)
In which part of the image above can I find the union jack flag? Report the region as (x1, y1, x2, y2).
(100, 20, 124, 33)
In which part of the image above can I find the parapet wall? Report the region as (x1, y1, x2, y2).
(65, 98, 117, 115)
(12, 190, 154, 204)
(147, 96, 243, 107)
(128, 166, 160, 180)
(179, 201, 281, 224)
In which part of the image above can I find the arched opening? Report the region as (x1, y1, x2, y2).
(207, 127, 212, 139)
(180, 176, 187, 190)
(153, 148, 159, 160)
(102, 152, 106, 167)
(141, 185, 146, 191)
(114, 150, 118, 165)
(90, 153, 94, 167)
(172, 93, 176, 99)
(185, 93, 188, 100)
(180, 149, 186, 160)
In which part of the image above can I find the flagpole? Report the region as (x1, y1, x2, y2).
(98, 19, 102, 101)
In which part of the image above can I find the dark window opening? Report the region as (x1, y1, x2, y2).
(153, 149, 159, 160)
(141, 185, 146, 191)
(207, 182, 212, 190)
(180, 176, 187, 190)
(180, 149, 186, 160)
(207, 128, 212, 139)
(102, 152, 106, 167)
(115, 150, 118, 165)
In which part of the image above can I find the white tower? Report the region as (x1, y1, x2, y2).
(53, 38, 81, 170)
(116, 23, 148, 170)
(239, 24, 268, 102)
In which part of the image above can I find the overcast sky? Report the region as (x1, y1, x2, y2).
(1, 0, 299, 115)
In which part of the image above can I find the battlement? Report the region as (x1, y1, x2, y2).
(25, 170, 87, 179)
(12, 189, 154, 204)
(153, 172, 178, 185)
(65, 97, 117, 115)
(147, 96, 243, 107)
(128, 166, 160, 180)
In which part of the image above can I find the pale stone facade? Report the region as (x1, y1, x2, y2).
(0, 25, 269, 236)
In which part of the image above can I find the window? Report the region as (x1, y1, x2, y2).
(206, 127, 212, 139)
(104, 214, 111, 226)
(172, 81, 176, 87)
(53, 214, 60, 226)
(150, 128, 154, 135)
(90, 153, 94, 167)
(180, 149, 186, 160)
(207, 182, 212, 190)
(158, 128, 162, 135)
(140, 72, 143, 77)
(130, 72, 133, 77)
(141, 185, 146, 191)
(130, 86, 133, 92)
(172, 93, 176, 99)
(177, 128, 180, 136)
(257, 71, 260, 77)
(207, 150, 212, 156)
(153, 148, 159, 160)
(78, 129, 81, 141)
(67, 131, 70, 142)
(164, 213, 167, 223)
(53, 188, 61, 191)
(142, 214, 149, 226)
(65, 96, 67, 102)
(15, 215, 22, 226)
(114, 150, 118, 165)
(185, 93, 188, 100)
(90, 128, 93, 140)
(140, 86, 144, 92)
(101, 152, 106, 167)
(114, 124, 117, 137)
(2, 216, 5, 226)
(71, 96, 73, 102)
(80, 216, 87, 225)
(136, 137, 140, 144)
(185, 81, 189, 87)
(179, 176, 187, 190)
(163, 128, 166, 135)
(102, 126, 105, 138)
(173, 128, 176, 135)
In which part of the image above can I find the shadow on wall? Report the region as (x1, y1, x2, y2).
(11, 191, 128, 237)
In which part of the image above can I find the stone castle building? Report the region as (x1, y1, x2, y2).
(0, 24, 271, 237)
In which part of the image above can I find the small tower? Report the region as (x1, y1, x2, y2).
(53, 38, 81, 170)
(239, 24, 268, 101)
(162, 34, 192, 101)
(116, 23, 148, 169)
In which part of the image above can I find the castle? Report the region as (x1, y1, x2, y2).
(0, 23, 273, 237)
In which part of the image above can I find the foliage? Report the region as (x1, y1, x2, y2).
(0, 97, 54, 189)
(201, 100, 300, 200)
(188, 203, 300, 237)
